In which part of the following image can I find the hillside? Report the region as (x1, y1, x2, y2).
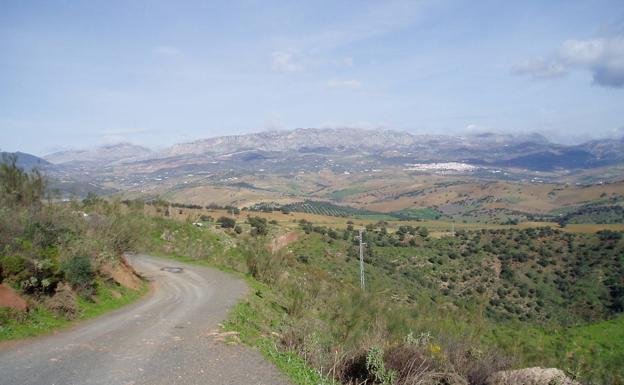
(0, 151, 50, 170)
(44, 143, 152, 165)
(35, 128, 624, 207)
(126, 203, 624, 384)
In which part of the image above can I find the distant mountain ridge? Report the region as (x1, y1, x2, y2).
(44, 143, 152, 164)
(41, 128, 624, 171)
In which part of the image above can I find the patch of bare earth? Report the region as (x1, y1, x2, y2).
(0, 283, 28, 311)
(270, 232, 300, 253)
(99, 256, 143, 290)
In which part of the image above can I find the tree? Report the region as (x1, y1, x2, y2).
(82, 192, 101, 206)
(217, 216, 236, 229)
(247, 216, 268, 236)
(0, 153, 46, 208)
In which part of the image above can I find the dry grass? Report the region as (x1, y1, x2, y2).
(144, 205, 623, 235)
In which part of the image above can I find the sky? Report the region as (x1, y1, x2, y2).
(1, 0, 623, 155)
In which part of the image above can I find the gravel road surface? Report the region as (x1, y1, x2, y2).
(0, 254, 291, 385)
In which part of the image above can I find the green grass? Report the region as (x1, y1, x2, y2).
(353, 213, 399, 221)
(489, 316, 624, 384)
(0, 281, 146, 341)
(134, 214, 624, 384)
(543, 316, 624, 381)
(327, 188, 367, 201)
(391, 207, 443, 220)
(224, 280, 337, 385)
(502, 196, 524, 204)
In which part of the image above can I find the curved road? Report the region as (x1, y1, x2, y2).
(0, 255, 291, 385)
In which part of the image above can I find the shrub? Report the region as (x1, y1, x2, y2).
(61, 255, 94, 295)
(241, 238, 283, 283)
(20, 258, 61, 295)
(366, 346, 397, 385)
(217, 216, 236, 229)
(247, 216, 268, 236)
(0, 154, 46, 208)
(44, 282, 79, 319)
(0, 255, 25, 279)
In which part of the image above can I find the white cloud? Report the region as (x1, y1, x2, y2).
(559, 37, 624, 88)
(513, 36, 624, 88)
(511, 58, 566, 80)
(327, 79, 362, 89)
(152, 45, 181, 56)
(271, 51, 303, 72)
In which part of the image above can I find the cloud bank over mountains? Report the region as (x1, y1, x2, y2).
(514, 36, 624, 88)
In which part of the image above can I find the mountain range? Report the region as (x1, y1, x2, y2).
(40, 128, 624, 172)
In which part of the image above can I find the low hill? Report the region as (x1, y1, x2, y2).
(0, 151, 50, 170)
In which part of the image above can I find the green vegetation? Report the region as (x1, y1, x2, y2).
(224, 280, 337, 385)
(0, 281, 145, 340)
(138, 214, 513, 384)
(0, 155, 145, 340)
(3, 153, 623, 384)
(281, 200, 380, 217)
(327, 188, 367, 201)
(131, 204, 624, 384)
(217, 216, 236, 228)
(249, 200, 384, 217)
(391, 207, 444, 220)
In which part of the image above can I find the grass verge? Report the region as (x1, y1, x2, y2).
(223, 279, 337, 385)
(0, 280, 147, 341)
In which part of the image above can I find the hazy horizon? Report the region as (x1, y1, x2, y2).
(2, 0, 623, 155)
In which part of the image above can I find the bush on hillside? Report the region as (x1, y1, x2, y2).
(217, 216, 236, 229)
(61, 255, 94, 296)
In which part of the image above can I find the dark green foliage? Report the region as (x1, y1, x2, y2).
(0, 153, 46, 208)
(0, 255, 25, 282)
(82, 192, 102, 206)
(19, 258, 61, 295)
(61, 256, 94, 295)
(217, 216, 236, 228)
(247, 216, 268, 236)
(558, 203, 624, 225)
(250, 200, 398, 219)
(0, 163, 143, 317)
(24, 220, 69, 249)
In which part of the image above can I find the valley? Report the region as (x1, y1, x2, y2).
(3, 127, 624, 385)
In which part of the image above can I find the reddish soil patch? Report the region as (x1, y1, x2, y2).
(99, 256, 143, 290)
(270, 232, 300, 253)
(0, 283, 28, 311)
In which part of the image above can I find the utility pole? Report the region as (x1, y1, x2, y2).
(357, 229, 366, 290)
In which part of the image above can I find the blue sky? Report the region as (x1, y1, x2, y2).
(1, 0, 623, 155)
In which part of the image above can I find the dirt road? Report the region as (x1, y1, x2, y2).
(0, 255, 291, 385)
